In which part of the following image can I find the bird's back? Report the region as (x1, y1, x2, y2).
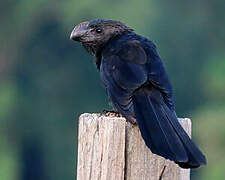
(102, 32, 175, 110)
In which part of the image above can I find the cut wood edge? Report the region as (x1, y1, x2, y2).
(77, 113, 191, 180)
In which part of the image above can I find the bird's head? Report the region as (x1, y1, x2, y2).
(70, 19, 133, 48)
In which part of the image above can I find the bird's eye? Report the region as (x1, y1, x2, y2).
(96, 28, 102, 34)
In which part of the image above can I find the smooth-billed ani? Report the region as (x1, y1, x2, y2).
(70, 19, 206, 168)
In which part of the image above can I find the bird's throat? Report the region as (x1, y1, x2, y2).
(82, 43, 102, 69)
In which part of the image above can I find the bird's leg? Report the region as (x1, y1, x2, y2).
(103, 109, 123, 117)
(158, 166, 166, 180)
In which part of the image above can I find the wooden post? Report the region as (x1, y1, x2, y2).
(77, 113, 191, 180)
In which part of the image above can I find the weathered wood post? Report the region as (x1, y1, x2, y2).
(77, 113, 191, 180)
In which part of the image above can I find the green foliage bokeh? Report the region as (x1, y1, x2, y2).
(1, 0, 225, 179)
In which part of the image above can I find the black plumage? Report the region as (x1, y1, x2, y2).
(70, 19, 206, 168)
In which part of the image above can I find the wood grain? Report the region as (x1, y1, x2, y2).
(77, 113, 191, 180)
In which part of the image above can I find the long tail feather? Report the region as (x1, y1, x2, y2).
(133, 88, 206, 168)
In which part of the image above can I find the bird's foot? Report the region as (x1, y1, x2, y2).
(103, 109, 123, 117)
(125, 115, 137, 125)
(103, 110, 137, 125)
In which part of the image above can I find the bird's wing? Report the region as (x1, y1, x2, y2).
(146, 47, 175, 110)
(101, 39, 174, 110)
(100, 40, 148, 114)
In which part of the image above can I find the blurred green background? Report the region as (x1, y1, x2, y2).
(1, 0, 224, 179)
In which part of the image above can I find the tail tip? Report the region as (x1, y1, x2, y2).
(177, 157, 207, 169)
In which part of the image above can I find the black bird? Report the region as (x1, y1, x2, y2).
(70, 19, 206, 168)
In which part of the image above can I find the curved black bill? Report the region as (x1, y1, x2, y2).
(70, 21, 89, 41)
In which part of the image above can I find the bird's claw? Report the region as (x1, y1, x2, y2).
(103, 109, 123, 117)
